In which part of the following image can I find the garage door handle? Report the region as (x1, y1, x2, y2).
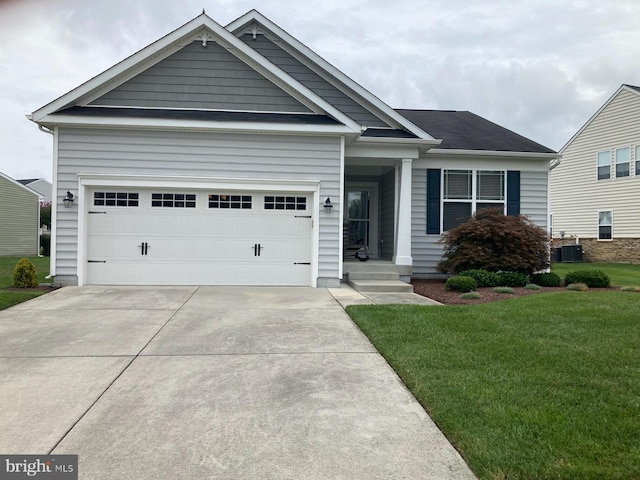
(253, 244, 263, 256)
(139, 242, 149, 255)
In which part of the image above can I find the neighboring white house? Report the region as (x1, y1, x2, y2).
(18, 178, 52, 206)
(0, 171, 40, 257)
(29, 10, 558, 288)
(550, 84, 640, 263)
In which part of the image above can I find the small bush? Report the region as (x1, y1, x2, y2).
(461, 291, 482, 300)
(531, 272, 561, 287)
(567, 283, 588, 291)
(496, 272, 530, 288)
(13, 258, 39, 288)
(621, 286, 640, 292)
(525, 283, 541, 290)
(40, 234, 51, 257)
(493, 286, 515, 294)
(459, 269, 500, 288)
(445, 276, 477, 293)
(564, 270, 610, 288)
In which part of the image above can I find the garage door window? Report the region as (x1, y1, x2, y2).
(151, 193, 196, 208)
(264, 196, 306, 210)
(209, 194, 252, 209)
(94, 192, 139, 207)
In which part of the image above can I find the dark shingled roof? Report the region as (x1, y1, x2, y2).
(17, 179, 39, 185)
(56, 107, 342, 125)
(624, 84, 640, 93)
(395, 109, 556, 153)
(361, 128, 417, 139)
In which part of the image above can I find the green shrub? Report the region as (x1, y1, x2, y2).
(531, 272, 561, 287)
(493, 286, 515, 294)
(496, 272, 530, 288)
(567, 283, 588, 291)
(445, 276, 477, 293)
(436, 208, 550, 275)
(40, 234, 51, 257)
(459, 269, 500, 288)
(461, 291, 482, 300)
(524, 283, 542, 290)
(564, 270, 610, 288)
(13, 258, 39, 288)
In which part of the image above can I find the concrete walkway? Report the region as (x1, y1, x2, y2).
(0, 286, 473, 479)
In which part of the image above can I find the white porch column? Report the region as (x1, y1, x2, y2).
(394, 158, 413, 266)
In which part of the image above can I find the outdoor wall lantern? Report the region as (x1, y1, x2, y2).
(324, 197, 333, 214)
(63, 191, 74, 208)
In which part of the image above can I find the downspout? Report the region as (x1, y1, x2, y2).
(36, 123, 56, 279)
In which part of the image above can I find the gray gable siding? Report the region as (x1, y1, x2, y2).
(55, 128, 341, 284)
(90, 41, 311, 113)
(241, 34, 389, 128)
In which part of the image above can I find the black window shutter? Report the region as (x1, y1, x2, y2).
(426, 169, 441, 234)
(506, 171, 520, 216)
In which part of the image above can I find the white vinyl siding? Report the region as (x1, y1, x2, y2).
(55, 128, 341, 284)
(551, 88, 640, 238)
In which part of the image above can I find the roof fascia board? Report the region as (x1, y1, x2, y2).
(428, 148, 560, 160)
(355, 136, 441, 147)
(38, 114, 355, 135)
(32, 15, 361, 132)
(0, 171, 41, 197)
(226, 10, 435, 140)
(559, 84, 639, 153)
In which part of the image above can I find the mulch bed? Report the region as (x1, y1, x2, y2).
(411, 279, 617, 305)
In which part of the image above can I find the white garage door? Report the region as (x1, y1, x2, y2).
(85, 188, 313, 286)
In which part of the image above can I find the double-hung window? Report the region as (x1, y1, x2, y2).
(636, 146, 640, 176)
(615, 147, 630, 178)
(442, 169, 505, 231)
(597, 151, 611, 180)
(598, 210, 612, 240)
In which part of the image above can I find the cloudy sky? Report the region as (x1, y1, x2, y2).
(1, 0, 638, 182)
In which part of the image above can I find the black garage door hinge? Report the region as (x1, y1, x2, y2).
(88, 211, 107, 214)
(88, 260, 106, 263)
(294, 262, 311, 265)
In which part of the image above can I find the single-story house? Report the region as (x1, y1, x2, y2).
(28, 10, 557, 288)
(0, 171, 40, 257)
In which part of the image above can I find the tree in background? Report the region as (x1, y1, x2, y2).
(436, 208, 550, 275)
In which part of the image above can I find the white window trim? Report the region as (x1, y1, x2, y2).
(597, 209, 613, 242)
(615, 146, 631, 178)
(596, 150, 611, 181)
(441, 169, 506, 232)
(635, 145, 640, 176)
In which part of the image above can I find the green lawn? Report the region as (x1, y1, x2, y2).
(552, 262, 640, 286)
(348, 292, 640, 480)
(0, 256, 51, 310)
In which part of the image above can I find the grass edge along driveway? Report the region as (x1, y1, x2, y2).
(0, 256, 51, 310)
(348, 291, 640, 480)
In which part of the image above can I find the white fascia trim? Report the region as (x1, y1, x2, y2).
(31, 14, 361, 133)
(427, 148, 560, 160)
(226, 11, 434, 141)
(38, 115, 355, 135)
(559, 85, 640, 154)
(355, 136, 442, 147)
(77, 174, 320, 192)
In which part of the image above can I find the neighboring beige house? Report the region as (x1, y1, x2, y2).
(550, 84, 640, 263)
(0, 171, 40, 256)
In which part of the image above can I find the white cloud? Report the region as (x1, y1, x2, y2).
(0, 0, 639, 180)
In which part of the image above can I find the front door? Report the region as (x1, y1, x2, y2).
(345, 184, 378, 257)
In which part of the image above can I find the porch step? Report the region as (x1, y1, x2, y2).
(347, 272, 400, 281)
(347, 279, 414, 293)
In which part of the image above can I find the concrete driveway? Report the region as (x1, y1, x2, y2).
(0, 286, 474, 479)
